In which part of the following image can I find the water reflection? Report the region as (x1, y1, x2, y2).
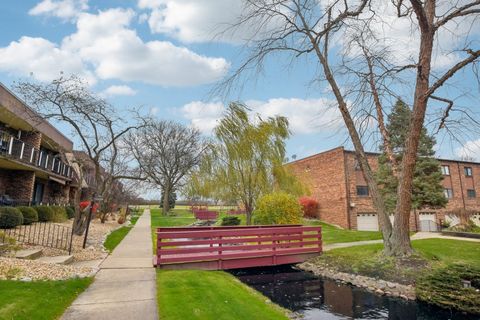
(230, 265, 478, 320)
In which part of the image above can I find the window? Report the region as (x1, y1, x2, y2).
(444, 188, 453, 199)
(464, 167, 473, 177)
(467, 189, 476, 198)
(441, 165, 450, 175)
(356, 186, 369, 197)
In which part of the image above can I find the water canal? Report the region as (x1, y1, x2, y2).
(230, 265, 478, 320)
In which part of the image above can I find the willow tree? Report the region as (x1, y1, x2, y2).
(199, 102, 304, 224)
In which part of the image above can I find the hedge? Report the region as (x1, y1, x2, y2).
(299, 196, 319, 218)
(16, 206, 38, 225)
(50, 206, 68, 222)
(254, 192, 303, 225)
(66, 206, 75, 219)
(0, 207, 24, 228)
(33, 206, 55, 222)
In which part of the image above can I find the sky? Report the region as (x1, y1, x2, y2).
(0, 0, 479, 166)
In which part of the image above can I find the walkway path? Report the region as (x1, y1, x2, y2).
(324, 231, 480, 251)
(62, 209, 158, 320)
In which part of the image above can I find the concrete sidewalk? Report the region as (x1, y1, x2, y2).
(62, 209, 158, 320)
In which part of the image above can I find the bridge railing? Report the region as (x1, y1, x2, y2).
(193, 210, 218, 220)
(155, 225, 322, 269)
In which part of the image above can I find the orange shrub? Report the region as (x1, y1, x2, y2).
(299, 196, 319, 218)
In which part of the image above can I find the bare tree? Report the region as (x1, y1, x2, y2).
(125, 120, 205, 215)
(15, 76, 144, 232)
(221, 0, 480, 256)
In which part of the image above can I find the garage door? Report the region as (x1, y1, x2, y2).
(357, 213, 379, 231)
(419, 213, 437, 232)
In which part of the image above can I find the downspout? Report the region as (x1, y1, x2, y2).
(343, 151, 352, 229)
(457, 163, 466, 210)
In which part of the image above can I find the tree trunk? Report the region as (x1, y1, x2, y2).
(72, 186, 88, 235)
(388, 3, 435, 257)
(245, 203, 252, 225)
(163, 184, 170, 215)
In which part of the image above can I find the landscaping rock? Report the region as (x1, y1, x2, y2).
(0, 257, 92, 280)
(297, 262, 416, 300)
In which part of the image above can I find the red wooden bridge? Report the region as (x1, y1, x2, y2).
(153, 225, 322, 270)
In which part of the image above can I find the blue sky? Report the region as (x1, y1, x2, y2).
(0, 0, 479, 163)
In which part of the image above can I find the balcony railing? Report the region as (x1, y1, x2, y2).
(0, 130, 73, 179)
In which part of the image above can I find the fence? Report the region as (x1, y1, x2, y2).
(0, 222, 73, 254)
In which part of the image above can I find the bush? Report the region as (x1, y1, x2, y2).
(299, 196, 319, 218)
(33, 206, 55, 222)
(416, 263, 480, 314)
(221, 216, 241, 226)
(253, 192, 303, 225)
(50, 206, 68, 222)
(66, 206, 75, 219)
(0, 207, 24, 228)
(16, 206, 38, 225)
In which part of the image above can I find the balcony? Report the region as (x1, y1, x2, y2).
(0, 130, 73, 179)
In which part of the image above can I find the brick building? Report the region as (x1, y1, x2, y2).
(0, 83, 77, 205)
(288, 146, 480, 231)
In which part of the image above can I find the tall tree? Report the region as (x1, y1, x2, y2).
(376, 99, 447, 214)
(221, 0, 480, 256)
(126, 120, 204, 214)
(15, 76, 144, 231)
(198, 102, 303, 225)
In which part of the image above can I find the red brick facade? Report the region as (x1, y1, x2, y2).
(288, 147, 480, 231)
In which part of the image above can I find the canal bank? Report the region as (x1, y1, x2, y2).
(230, 265, 479, 320)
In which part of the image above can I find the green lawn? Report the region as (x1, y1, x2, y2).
(310, 238, 480, 284)
(0, 278, 92, 320)
(157, 270, 288, 320)
(104, 226, 132, 252)
(303, 220, 383, 244)
(103, 210, 143, 253)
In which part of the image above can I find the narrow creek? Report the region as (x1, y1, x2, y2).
(230, 265, 478, 320)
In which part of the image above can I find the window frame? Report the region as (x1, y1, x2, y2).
(443, 188, 454, 199)
(356, 185, 369, 197)
(441, 165, 450, 176)
(467, 189, 476, 198)
(464, 167, 473, 177)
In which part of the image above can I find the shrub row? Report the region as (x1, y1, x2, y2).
(0, 205, 72, 228)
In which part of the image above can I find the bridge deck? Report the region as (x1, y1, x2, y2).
(154, 225, 322, 270)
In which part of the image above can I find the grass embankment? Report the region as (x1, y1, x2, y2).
(151, 208, 288, 320)
(157, 270, 288, 320)
(304, 220, 383, 244)
(311, 238, 480, 314)
(103, 209, 143, 253)
(0, 277, 93, 320)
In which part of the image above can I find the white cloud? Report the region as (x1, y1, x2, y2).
(181, 101, 224, 134)
(181, 98, 341, 135)
(138, 0, 276, 44)
(456, 139, 480, 161)
(0, 36, 94, 83)
(101, 85, 137, 97)
(0, 8, 229, 86)
(29, 0, 88, 20)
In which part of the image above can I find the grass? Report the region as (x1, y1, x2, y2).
(311, 238, 480, 284)
(303, 219, 383, 244)
(0, 278, 93, 320)
(157, 270, 288, 320)
(103, 210, 143, 253)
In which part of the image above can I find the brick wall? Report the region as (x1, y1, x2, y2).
(289, 148, 480, 231)
(21, 131, 42, 149)
(0, 169, 35, 202)
(287, 147, 350, 228)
